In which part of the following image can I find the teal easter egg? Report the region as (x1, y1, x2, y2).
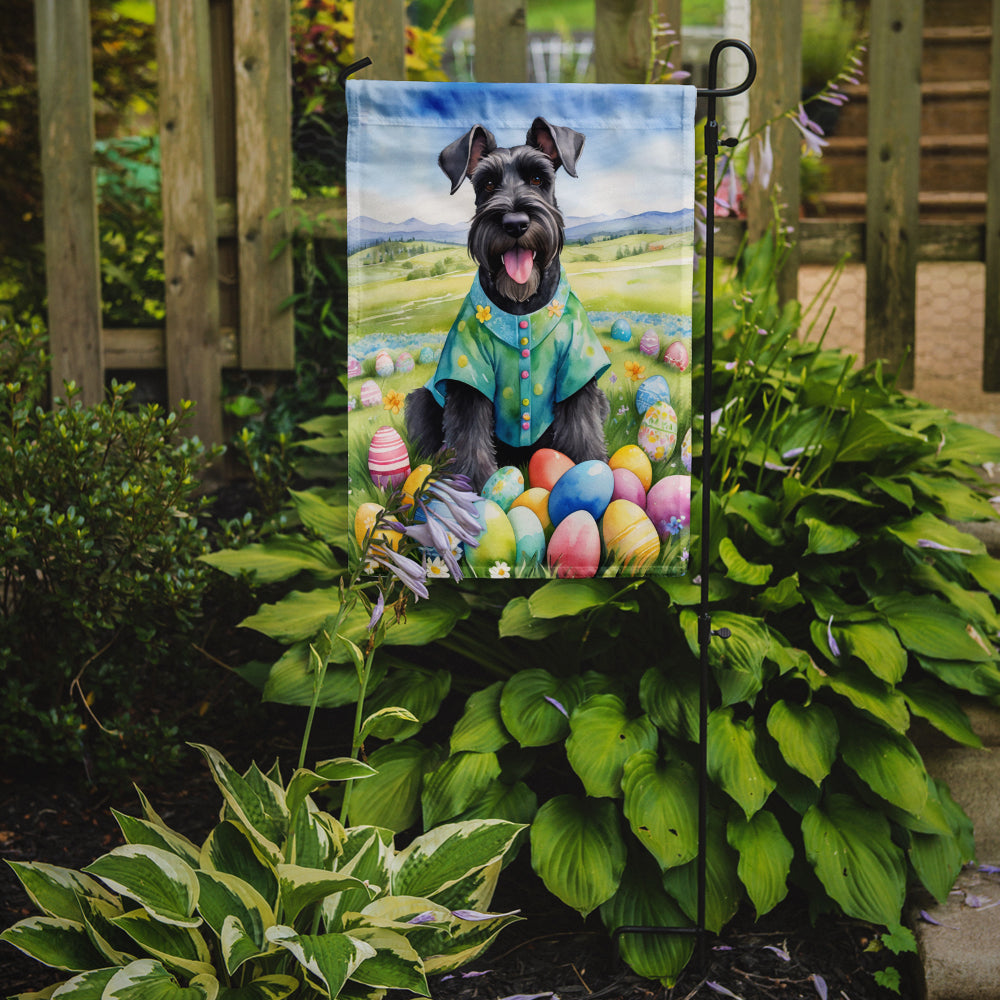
(638, 400, 678, 463)
(418, 346, 437, 364)
(374, 349, 394, 377)
(635, 374, 671, 416)
(508, 505, 546, 565)
(548, 460, 614, 526)
(467, 498, 516, 573)
(547, 510, 600, 578)
(610, 317, 632, 342)
(481, 465, 525, 512)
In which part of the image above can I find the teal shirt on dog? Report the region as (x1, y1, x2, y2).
(428, 269, 610, 449)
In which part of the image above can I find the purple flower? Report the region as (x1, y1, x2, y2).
(367, 591, 385, 631)
(812, 974, 828, 1000)
(827, 615, 841, 658)
(706, 983, 742, 999)
(791, 104, 829, 157)
(369, 542, 429, 600)
(747, 125, 773, 191)
(917, 538, 973, 554)
(407, 911, 438, 925)
(451, 908, 520, 921)
(544, 695, 569, 717)
(763, 944, 790, 961)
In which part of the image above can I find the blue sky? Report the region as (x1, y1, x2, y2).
(347, 81, 697, 228)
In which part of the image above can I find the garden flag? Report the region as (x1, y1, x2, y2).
(347, 81, 696, 579)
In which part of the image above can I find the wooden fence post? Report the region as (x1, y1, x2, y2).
(157, 0, 223, 445)
(474, 0, 527, 82)
(233, 0, 294, 370)
(594, 0, 679, 84)
(34, 0, 104, 405)
(864, 0, 923, 389)
(983, 0, 1000, 390)
(746, 0, 801, 306)
(355, 0, 407, 80)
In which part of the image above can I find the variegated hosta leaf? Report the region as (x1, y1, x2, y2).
(4, 861, 118, 922)
(0, 916, 107, 971)
(112, 811, 201, 868)
(347, 741, 443, 832)
(323, 829, 393, 931)
(420, 906, 523, 975)
(102, 958, 218, 999)
(195, 870, 274, 973)
(423, 859, 501, 915)
(78, 894, 136, 966)
(765, 700, 838, 786)
(288, 802, 344, 870)
(838, 718, 929, 817)
(214, 974, 299, 1000)
(420, 751, 502, 829)
(566, 695, 658, 799)
(285, 760, 375, 824)
(707, 707, 776, 819)
(391, 820, 524, 901)
(529, 795, 626, 917)
(499, 669, 585, 747)
(344, 926, 429, 995)
(802, 793, 906, 927)
(83, 846, 200, 928)
(265, 925, 375, 998)
(621, 751, 699, 871)
(727, 810, 793, 918)
(277, 865, 375, 925)
(44, 966, 118, 997)
(190, 745, 287, 863)
(110, 908, 214, 979)
(200, 822, 278, 910)
(450, 681, 511, 754)
(599, 853, 694, 987)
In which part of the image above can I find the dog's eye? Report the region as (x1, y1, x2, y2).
(529, 175, 543, 187)
(483, 180, 496, 193)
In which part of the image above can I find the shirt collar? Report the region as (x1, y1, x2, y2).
(469, 269, 573, 348)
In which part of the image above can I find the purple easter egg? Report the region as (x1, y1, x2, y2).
(611, 467, 646, 509)
(645, 475, 690, 540)
(639, 329, 660, 357)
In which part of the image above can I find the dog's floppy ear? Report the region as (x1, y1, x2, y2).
(526, 117, 585, 177)
(439, 125, 497, 194)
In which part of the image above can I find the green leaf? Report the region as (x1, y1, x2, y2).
(0, 916, 107, 972)
(200, 536, 341, 584)
(901, 680, 982, 748)
(916, 655, 1000, 697)
(802, 793, 906, 926)
(111, 909, 214, 978)
(874, 594, 995, 662)
(566, 695, 658, 798)
(530, 795, 626, 917)
(499, 670, 584, 747)
(345, 926, 429, 994)
(723, 490, 784, 545)
(834, 621, 907, 684)
(755, 573, 805, 614)
(906, 472, 999, 522)
(288, 489, 349, 544)
(865, 474, 914, 509)
(527, 579, 623, 617)
(195, 871, 274, 974)
(639, 664, 699, 742)
(727, 811, 793, 918)
(909, 825, 965, 905)
(765, 700, 838, 786)
(498, 597, 564, 639)
(347, 740, 442, 832)
(216, 976, 299, 1000)
(885, 512, 985, 556)
(718, 537, 772, 585)
(421, 751, 502, 828)
(967, 553, 1000, 597)
(393, 820, 524, 901)
(362, 667, 451, 740)
(450, 682, 511, 754)
(103, 959, 218, 999)
(599, 853, 694, 987)
(276, 865, 374, 925)
(838, 718, 929, 817)
(4, 862, 118, 923)
(83, 846, 200, 928)
(680, 610, 770, 706)
(261, 644, 382, 709)
(265, 926, 375, 997)
(112, 812, 201, 868)
(803, 517, 859, 556)
(834, 410, 928, 463)
(452, 779, 538, 827)
(810, 661, 910, 732)
(199, 822, 278, 910)
(707, 707, 776, 819)
(359, 706, 421, 742)
(621, 751, 699, 871)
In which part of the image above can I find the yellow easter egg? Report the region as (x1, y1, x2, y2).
(354, 502, 401, 552)
(402, 463, 433, 508)
(609, 444, 653, 493)
(602, 498, 660, 572)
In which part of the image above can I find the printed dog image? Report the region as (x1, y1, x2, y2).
(404, 118, 611, 490)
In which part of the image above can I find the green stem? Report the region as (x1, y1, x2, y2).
(340, 646, 376, 826)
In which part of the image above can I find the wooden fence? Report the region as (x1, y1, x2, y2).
(34, 0, 1000, 445)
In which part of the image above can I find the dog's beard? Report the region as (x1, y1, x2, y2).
(468, 206, 563, 305)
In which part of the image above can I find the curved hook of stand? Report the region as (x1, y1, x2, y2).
(337, 57, 373, 90)
(697, 38, 757, 99)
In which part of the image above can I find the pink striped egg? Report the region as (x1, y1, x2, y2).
(347, 356, 362, 378)
(359, 379, 382, 408)
(368, 425, 411, 488)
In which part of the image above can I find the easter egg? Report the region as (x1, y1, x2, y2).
(639, 329, 660, 357)
(395, 350, 415, 374)
(466, 498, 516, 573)
(548, 460, 615, 526)
(418, 346, 437, 365)
(360, 379, 382, 408)
(638, 400, 678, 463)
(611, 467, 646, 509)
(347, 355, 362, 378)
(681, 428, 693, 473)
(610, 317, 632, 342)
(508, 505, 546, 565)
(635, 374, 671, 416)
(645, 475, 691, 540)
(510, 488, 552, 537)
(367, 425, 411, 488)
(374, 350, 395, 377)
(354, 502, 402, 551)
(609, 444, 653, 492)
(602, 498, 660, 572)
(663, 340, 689, 372)
(401, 463, 433, 508)
(547, 510, 600, 578)
(528, 448, 575, 491)
(482, 465, 525, 512)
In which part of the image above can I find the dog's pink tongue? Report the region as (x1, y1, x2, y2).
(503, 248, 535, 284)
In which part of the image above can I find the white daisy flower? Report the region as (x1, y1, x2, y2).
(489, 561, 511, 579)
(426, 557, 451, 581)
(363, 558, 379, 575)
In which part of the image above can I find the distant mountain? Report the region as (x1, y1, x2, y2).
(348, 208, 694, 254)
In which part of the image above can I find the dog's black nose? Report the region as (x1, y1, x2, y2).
(502, 212, 530, 238)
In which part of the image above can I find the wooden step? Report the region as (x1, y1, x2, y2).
(922, 25, 993, 83)
(921, 0, 992, 28)
(813, 190, 987, 222)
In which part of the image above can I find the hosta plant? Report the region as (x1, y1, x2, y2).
(1, 744, 523, 999)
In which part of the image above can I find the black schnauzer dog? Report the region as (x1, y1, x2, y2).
(404, 117, 610, 491)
